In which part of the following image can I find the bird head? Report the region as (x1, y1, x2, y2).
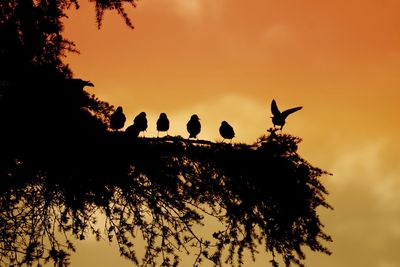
(85, 81, 94, 87)
(140, 112, 146, 117)
(160, 113, 167, 118)
(191, 114, 199, 120)
(70, 78, 94, 88)
(116, 106, 123, 112)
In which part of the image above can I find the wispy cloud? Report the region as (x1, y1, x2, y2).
(261, 23, 295, 45)
(315, 138, 400, 266)
(164, 0, 226, 24)
(171, 0, 204, 20)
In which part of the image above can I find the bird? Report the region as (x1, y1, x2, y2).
(125, 123, 140, 138)
(133, 112, 147, 136)
(66, 78, 94, 89)
(219, 121, 235, 142)
(156, 113, 169, 137)
(187, 114, 201, 139)
(109, 106, 126, 131)
(61, 78, 94, 108)
(270, 99, 302, 130)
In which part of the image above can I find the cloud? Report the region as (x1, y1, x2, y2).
(162, 0, 225, 24)
(171, 0, 204, 19)
(312, 138, 400, 266)
(379, 260, 400, 267)
(330, 139, 389, 184)
(261, 23, 295, 45)
(328, 138, 400, 213)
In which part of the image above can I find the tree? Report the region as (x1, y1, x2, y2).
(0, 0, 136, 73)
(0, 1, 332, 266)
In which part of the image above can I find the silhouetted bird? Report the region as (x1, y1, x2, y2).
(133, 112, 148, 136)
(156, 113, 169, 137)
(187, 114, 201, 139)
(69, 78, 94, 88)
(109, 106, 126, 131)
(270, 99, 302, 130)
(219, 121, 235, 142)
(61, 78, 94, 108)
(63, 78, 94, 90)
(125, 124, 140, 138)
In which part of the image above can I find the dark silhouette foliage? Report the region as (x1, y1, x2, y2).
(0, 0, 136, 77)
(0, 115, 332, 267)
(0, 1, 332, 266)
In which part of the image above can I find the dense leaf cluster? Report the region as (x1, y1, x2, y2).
(0, 83, 333, 265)
(0, 0, 136, 77)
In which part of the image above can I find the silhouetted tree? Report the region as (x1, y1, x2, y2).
(0, 127, 332, 267)
(0, 1, 333, 267)
(1, 0, 137, 88)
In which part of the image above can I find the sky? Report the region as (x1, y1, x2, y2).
(63, 0, 400, 266)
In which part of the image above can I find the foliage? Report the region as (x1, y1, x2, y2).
(1, 0, 76, 75)
(0, 114, 333, 266)
(0, 0, 136, 77)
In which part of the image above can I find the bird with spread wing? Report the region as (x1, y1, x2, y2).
(270, 99, 302, 130)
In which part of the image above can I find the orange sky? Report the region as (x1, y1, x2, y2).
(64, 0, 400, 266)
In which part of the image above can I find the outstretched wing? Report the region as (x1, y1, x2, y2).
(281, 106, 302, 119)
(271, 99, 280, 116)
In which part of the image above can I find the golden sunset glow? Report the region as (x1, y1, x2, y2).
(64, 0, 400, 266)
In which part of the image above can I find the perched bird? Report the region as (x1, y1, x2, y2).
(125, 123, 140, 138)
(270, 99, 302, 130)
(61, 78, 94, 108)
(133, 112, 147, 136)
(73, 79, 94, 88)
(219, 121, 235, 142)
(109, 106, 126, 131)
(66, 78, 94, 89)
(187, 114, 201, 139)
(156, 113, 170, 137)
